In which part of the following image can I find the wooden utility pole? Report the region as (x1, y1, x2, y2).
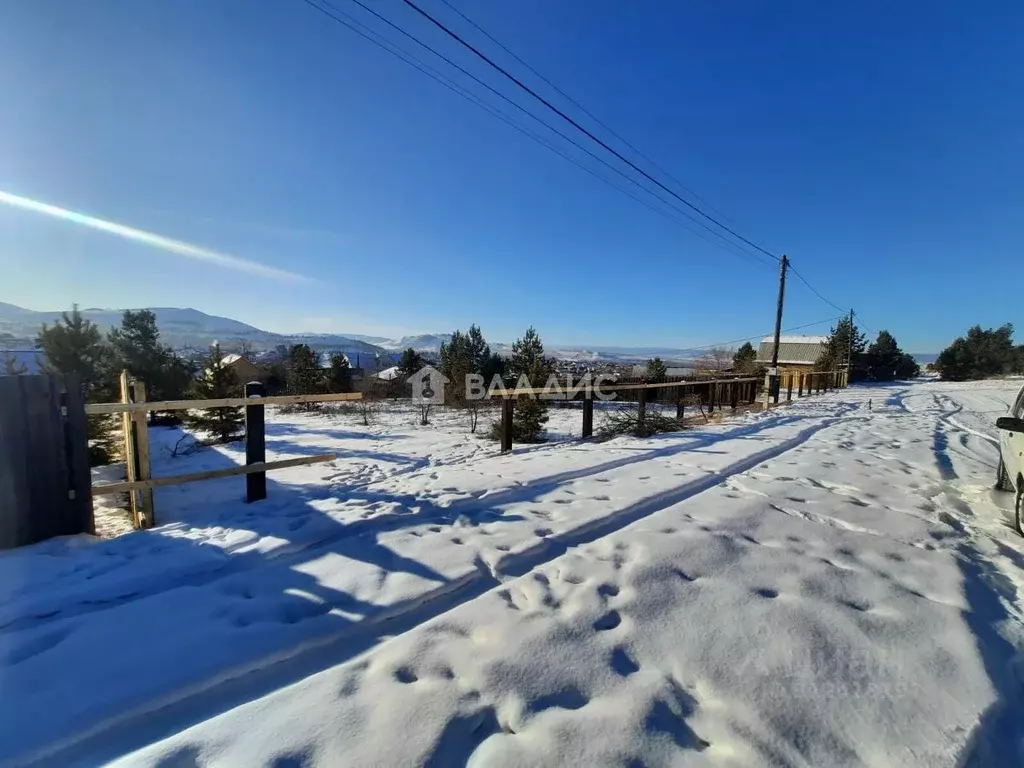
(766, 254, 788, 406)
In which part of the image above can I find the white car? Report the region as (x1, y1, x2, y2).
(996, 383, 1024, 534)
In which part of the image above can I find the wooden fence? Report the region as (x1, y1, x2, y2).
(0, 374, 92, 549)
(494, 369, 843, 453)
(88, 378, 362, 529)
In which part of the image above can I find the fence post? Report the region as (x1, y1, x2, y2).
(638, 386, 647, 430)
(501, 397, 514, 453)
(582, 391, 594, 439)
(730, 381, 738, 411)
(676, 386, 685, 420)
(786, 375, 793, 402)
(245, 381, 267, 502)
(707, 382, 715, 412)
(132, 380, 154, 527)
(118, 370, 141, 528)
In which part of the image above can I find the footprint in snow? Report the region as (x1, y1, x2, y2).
(593, 610, 622, 631)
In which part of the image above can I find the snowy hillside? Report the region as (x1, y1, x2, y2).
(2, 379, 1022, 766)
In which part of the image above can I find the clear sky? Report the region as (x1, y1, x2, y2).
(0, 1, 1020, 351)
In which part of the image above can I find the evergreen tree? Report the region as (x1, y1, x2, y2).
(286, 344, 323, 396)
(732, 342, 758, 373)
(467, 325, 491, 373)
(816, 317, 868, 380)
(864, 330, 920, 381)
(646, 357, 667, 381)
(187, 344, 243, 443)
(108, 310, 192, 418)
(481, 351, 505, 383)
(439, 332, 473, 387)
(935, 324, 1017, 381)
(36, 305, 116, 464)
(397, 347, 425, 377)
(326, 353, 352, 393)
(506, 326, 552, 442)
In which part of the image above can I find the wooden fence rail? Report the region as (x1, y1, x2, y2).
(92, 380, 362, 529)
(85, 391, 362, 415)
(493, 370, 843, 453)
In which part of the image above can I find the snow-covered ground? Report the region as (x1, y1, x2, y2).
(2, 380, 1023, 766)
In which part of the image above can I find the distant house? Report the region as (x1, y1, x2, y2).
(756, 335, 828, 371)
(220, 354, 267, 383)
(1, 349, 44, 374)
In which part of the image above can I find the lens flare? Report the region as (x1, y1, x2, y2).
(0, 189, 310, 283)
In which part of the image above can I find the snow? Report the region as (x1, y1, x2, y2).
(3, 380, 1024, 766)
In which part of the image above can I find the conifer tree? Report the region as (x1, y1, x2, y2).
(186, 343, 243, 443)
(36, 305, 116, 463)
(506, 326, 552, 442)
(326, 353, 352, 393)
(816, 317, 868, 381)
(108, 310, 192, 420)
(286, 344, 323, 396)
(732, 342, 758, 373)
(397, 348, 425, 378)
(646, 357, 667, 380)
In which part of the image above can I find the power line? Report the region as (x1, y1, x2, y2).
(434, 0, 751, 238)
(787, 263, 846, 313)
(400, 0, 780, 262)
(297, 0, 771, 267)
(686, 315, 843, 352)
(303, 0, 775, 268)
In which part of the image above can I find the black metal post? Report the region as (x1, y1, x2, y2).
(501, 397, 514, 453)
(245, 381, 266, 502)
(582, 392, 594, 439)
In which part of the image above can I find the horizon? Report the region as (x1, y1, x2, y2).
(2, 2, 1021, 351)
(0, 298, 944, 355)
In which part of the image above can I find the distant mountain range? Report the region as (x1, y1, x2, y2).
(0, 302, 937, 365)
(0, 303, 392, 360)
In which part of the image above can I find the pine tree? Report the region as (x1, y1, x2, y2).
(36, 305, 116, 464)
(816, 317, 868, 380)
(286, 344, 323, 397)
(506, 326, 552, 442)
(108, 310, 192, 419)
(187, 344, 243, 443)
(646, 357, 667, 381)
(935, 324, 1016, 381)
(326, 353, 352, 393)
(467, 325, 491, 373)
(397, 348, 425, 378)
(732, 342, 758, 373)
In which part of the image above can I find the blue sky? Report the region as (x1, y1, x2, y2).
(0, 1, 1020, 351)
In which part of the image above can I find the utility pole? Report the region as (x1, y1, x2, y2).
(765, 254, 788, 406)
(845, 308, 854, 387)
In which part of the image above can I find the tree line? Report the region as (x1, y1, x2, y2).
(15, 305, 363, 463)
(933, 323, 1023, 381)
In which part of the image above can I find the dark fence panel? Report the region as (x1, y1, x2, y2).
(0, 374, 92, 549)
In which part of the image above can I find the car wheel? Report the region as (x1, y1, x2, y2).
(996, 458, 1012, 491)
(1016, 484, 1024, 538)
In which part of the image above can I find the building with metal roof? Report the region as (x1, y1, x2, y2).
(756, 335, 827, 369)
